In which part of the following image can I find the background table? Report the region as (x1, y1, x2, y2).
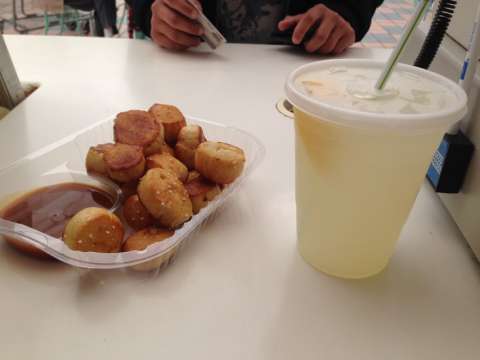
(1, 35, 479, 360)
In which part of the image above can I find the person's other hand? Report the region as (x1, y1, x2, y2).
(278, 4, 355, 54)
(151, 0, 204, 50)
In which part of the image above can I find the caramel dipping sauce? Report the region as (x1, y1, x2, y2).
(0, 183, 114, 258)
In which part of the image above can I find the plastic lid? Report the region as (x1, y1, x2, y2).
(285, 59, 468, 133)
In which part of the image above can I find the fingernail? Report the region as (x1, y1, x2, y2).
(292, 37, 300, 45)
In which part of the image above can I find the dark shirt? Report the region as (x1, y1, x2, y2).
(132, 0, 383, 43)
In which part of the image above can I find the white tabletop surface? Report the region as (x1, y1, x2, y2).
(1, 35, 479, 360)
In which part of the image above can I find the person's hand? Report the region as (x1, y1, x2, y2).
(278, 4, 355, 54)
(151, 0, 204, 50)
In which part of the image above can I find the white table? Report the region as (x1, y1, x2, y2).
(1, 35, 479, 360)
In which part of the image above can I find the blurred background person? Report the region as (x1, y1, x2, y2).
(65, 0, 118, 36)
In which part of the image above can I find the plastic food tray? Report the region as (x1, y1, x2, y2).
(0, 116, 265, 272)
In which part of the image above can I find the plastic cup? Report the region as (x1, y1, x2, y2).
(285, 59, 467, 279)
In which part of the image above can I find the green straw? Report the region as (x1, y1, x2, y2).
(375, 0, 431, 90)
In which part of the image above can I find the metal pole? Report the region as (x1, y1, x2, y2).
(12, 0, 17, 32)
(20, 0, 27, 16)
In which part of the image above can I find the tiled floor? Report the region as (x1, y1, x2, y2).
(0, 0, 415, 47)
(359, 0, 416, 48)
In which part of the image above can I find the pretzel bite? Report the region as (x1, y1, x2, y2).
(120, 180, 139, 200)
(137, 168, 192, 229)
(144, 122, 165, 156)
(123, 194, 154, 230)
(185, 177, 221, 214)
(174, 125, 206, 169)
(186, 170, 202, 183)
(122, 227, 176, 272)
(85, 143, 114, 175)
(146, 153, 188, 183)
(195, 142, 246, 184)
(63, 207, 124, 252)
(114, 110, 161, 151)
(148, 104, 186, 145)
(160, 143, 175, 156)
(104, 143, 146, 183)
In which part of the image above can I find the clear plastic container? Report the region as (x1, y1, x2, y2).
(0, 116, 265, 273)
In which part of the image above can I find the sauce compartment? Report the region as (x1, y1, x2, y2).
(0, 171, 122, 260)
